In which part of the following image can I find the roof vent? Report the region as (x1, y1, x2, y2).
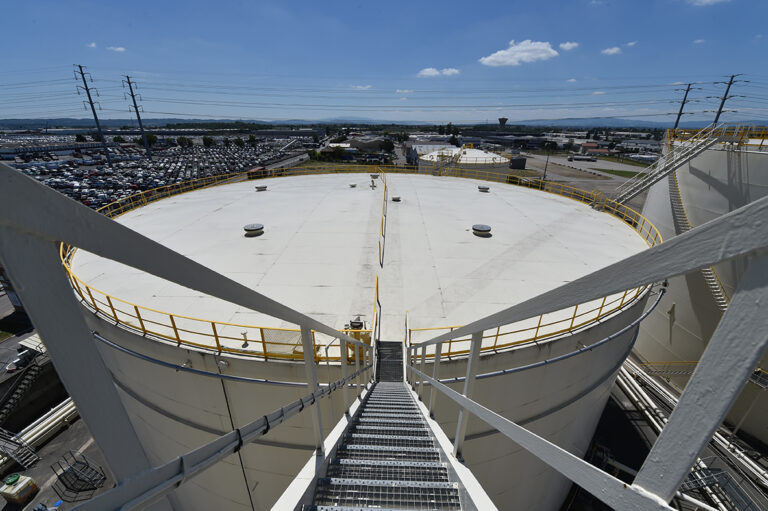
(255, 185, 267, 192)
(392, 196, 401, 202)
(472, 224, 492, 238)
(349, 183, 357, 188)
(478, 185, 490, 193)
(243, 223, 264, 237)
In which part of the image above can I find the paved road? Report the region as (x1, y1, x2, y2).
(550, 155, 650, 174)
(523, 153, 648, 211)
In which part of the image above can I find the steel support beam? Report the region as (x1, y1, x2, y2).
(453, 331, 483, 458)
(0, 231, 160, 485)
(300, 326, 324, 454)
(634, 256, 768, 501)
(411, 365, 672, 510)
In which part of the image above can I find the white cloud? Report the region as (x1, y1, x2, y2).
(417, 67, 460, 77)
(351, 85, 372, 90)
(479, 40, 559, 67)
(87, 42, 96, 48)
(559, 41, 579, 51)
(396, 89, 413, 93)
(626, 41, 638, 47)
(592, 91, 606, 95)
(687, 0, 730, 5)
(417, 68, 441, 77)
(601, 46, 622, 55)
(693, 39, 706, 44)
(107, 46, 126, 52)
(567, 78, 577, 82)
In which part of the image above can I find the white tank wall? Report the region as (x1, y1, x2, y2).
(81, 290, 646, 510)
(637, 143, 768, 445)
(414, 295, 647, 510)
(85, 314, 359, 510)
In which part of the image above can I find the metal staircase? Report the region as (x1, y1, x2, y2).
(668, 171, 730, 311)
(0, 427, 39, 469)
(613, 123, 723, 204)
(0, 360, 42, 425)
(305, 342, 466, 510)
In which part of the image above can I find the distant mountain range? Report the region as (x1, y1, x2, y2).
(2, 117, 767, 130)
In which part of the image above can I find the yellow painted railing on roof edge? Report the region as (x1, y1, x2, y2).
(60, 163, 661, 361)
(669, 125, 768, 151)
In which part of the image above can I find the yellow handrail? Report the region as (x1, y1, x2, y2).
(668, 125, 768, 150)
(60, 163, 661, 363)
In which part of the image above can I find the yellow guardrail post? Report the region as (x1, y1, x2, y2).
(569, 305, 579, 330)
(260, 328, 268, 360)
(211, 322, 222, 354)
(134, 305, 147, 334)
(597, 296, 607, 318)
(169, 315, 181, 346)
(106, 295, 119, 324)
(86, 287, 99, 313)
(533, 314, 543, 342)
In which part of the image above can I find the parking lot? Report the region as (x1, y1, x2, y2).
(2, 137, 311, 209)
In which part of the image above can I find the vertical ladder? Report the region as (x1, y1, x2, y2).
(668, 171, 730, 311)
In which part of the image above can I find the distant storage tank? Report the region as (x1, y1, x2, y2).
(418, 145, 510, 177)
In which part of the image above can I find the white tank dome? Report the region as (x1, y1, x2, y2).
(419, 146, 509, 164)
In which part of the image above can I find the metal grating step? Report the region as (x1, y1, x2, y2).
(351, 426, 430, 436)
(335, 446, 441, 463)
(345, 437, 435, 449)
(332, 459, 446, 469)
(356, 417, 427, 426)
(326, 462, 449, 482)
(312, 479, 461, 510)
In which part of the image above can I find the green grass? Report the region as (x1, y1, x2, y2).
(590, 168, 642, 178)
(0, 331, 11, 342)
(597, 155, 650, 168)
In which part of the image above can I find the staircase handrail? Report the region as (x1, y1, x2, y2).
(613, 123, 723, 203)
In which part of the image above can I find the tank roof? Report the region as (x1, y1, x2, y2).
(71, 173, 648, 342)
(419, 147, 509, 164)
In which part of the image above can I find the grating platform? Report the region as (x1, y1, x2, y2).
(305, 342, 465, 510)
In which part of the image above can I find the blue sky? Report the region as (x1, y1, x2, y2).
(3, 0, 768, 123)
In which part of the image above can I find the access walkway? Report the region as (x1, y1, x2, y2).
(304, 341, 468, 510)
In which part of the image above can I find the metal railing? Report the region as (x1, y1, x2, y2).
(61, 242, 373, 362)
(60, 164, 659, 363)
(669, 125, 768, 152)
(377, 172, 388, 267)
(408, 287, 646, 357)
